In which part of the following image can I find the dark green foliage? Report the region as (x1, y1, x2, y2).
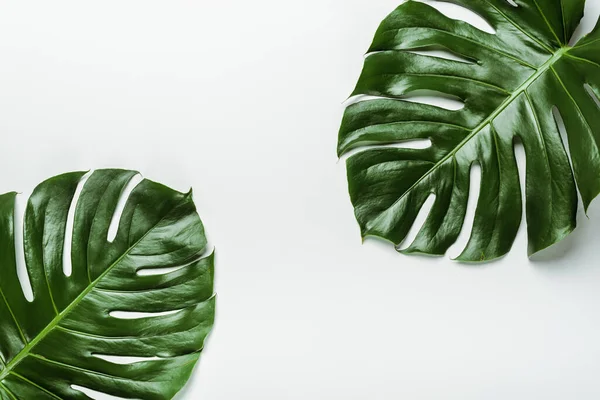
(0, 169, 214, 399)
(339, 0, 600, 261)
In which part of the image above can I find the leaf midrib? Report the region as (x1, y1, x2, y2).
(367, 46, 570, 231)
(0, 196, 187, 382)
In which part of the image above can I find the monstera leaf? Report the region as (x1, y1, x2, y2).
(338, 0, 600, 261)
(0, 169, 214, 399)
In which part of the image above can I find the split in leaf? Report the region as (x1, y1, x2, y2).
(338, 0, 600, 262)
(0, 169, 214, 399)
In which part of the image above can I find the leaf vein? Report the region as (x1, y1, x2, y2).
(400, 73, 510, 94)
(0, 383, 18, 400)
(30, 353, 148, 383)
(0, 195, 190, 381)
(365, 49, 568, 232)
(564, 53, 600, 69)
(550, 67, 598, 155)
(8, 372, 64, 400)
(0, 287, 27, 345)
(482, 0, 554, 53)
(524, 90, 554, 230)
(531, 0, 563, 45)
(378, 26, 536, 69)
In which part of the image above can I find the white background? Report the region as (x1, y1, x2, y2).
(0, 0, 600, 399)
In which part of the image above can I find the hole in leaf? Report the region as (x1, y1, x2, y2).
(343, 94, 384, 107)
(107, 174, 143, 243)
(137, 265, 188, 277)
(345, 93, 465, 111)
(396, 193, 436, 251)
(137, 252, 212, 276)
(408, 49, 475, 64)
(63, 171, 93, 277)
(569, 12, 588, 46)
(513, 137, 527, 238)
(448, 162, 482, 258)
(109, 309, 181, 320)
(423, 1, 496, 34)
(72, 385, 129, 400)
(401, 90, 465, 111)
(552, 107, 574, 167)
(14, 192, 33, 302)
(339, 139, 433, 160)
(584, 83, 600, 110)
(93, 354, 161, 365)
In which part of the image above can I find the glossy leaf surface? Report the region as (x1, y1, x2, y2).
(338, 0, 600, 261)
(0, 169, 214, 399)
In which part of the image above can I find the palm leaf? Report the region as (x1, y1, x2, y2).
(0, 169, 214, 399)
(338, 0, 600, 261)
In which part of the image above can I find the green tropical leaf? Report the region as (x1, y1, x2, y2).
(0, 169, 214, 399)
(338, 0, 600, 262)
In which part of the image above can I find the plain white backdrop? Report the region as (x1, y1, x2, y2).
(0, 0, 600, 399)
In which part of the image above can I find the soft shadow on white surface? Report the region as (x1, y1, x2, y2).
(531, 198, 600, 265)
